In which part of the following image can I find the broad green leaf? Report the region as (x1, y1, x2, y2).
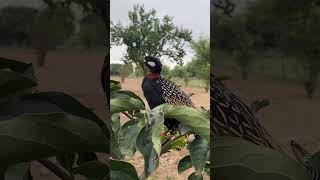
(136, 109, 164, 178)
(178, 156, 193, 174)
(150, 109, 164, 157)
(110, 160, 139, 180)
(73, 161, 108, 179)
(0, 57, 33, 75)
(110, 97, 145, 114)
(0, 113, 107, 166)
(110, 114, 123, 159)
(188, 172, 203, 180)
(3, 162, 31, 180)
(0, 70, 37, 104)
(111, 90, 145, 106)
(213, 137, 312, 180)
(110, 80, 121, 93)
(189, 136, 209, 174)
(118, 119, 143, 157)
(28, 92, 109, 136)
(158, 104, 209, 141)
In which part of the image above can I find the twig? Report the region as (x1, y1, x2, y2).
(38, 159, 74, 180)
(122, 112, 133, 119)
(160, 134, 186, 155)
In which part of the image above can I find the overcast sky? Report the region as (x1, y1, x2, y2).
(110, 0, 210, 68)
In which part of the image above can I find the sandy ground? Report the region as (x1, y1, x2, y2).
(112, 76, 210, 180)
(214, 68, 320, 155)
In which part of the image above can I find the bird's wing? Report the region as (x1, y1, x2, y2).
(156, 77, 196, 109)
(211, 74, 280, 150)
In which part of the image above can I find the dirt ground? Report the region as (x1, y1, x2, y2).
(111, 76, 210, 180)
(214, 68, 320, 155)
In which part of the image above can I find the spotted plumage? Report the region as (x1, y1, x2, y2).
(210, 73, 280, 150)
(156, 77, 196, 108)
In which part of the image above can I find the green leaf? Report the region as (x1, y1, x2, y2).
(189, 136, 209, 174)
(158, 104, 209, 141)
(0, 57, 34, 77)
(188, 172, 203, 180)
(136, 109, 164, 178)
(0, 113, 107, 166)
(0, 70, 37, 104)
(110, 113, 123, 159)
(73, 160, 108, 179)
(3, 162, 31, 180)
(118, 119, 143, 157)
(178, 156, 193, 174)
(110, 160, 139, 180)
(110, 97, 145, 115)
(110, 80, 121, 93)
(213, 137, 312, 180)
(28, 92, 109, 136)
(111, 90, 145, 106)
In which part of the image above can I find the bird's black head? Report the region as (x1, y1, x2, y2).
(144, 56, 162, 73)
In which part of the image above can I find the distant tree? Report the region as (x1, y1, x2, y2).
(119, 63, 133, 83)
(79, 13, 105, 49)
(171, 65, 190, 86)
(161, 65, 171, 78)
(110, 63, 122, 76)
(190, 37, 210, 92)
(0, 6, 38, 46)
(111, 4, 192, 74)
(30, 8, 74, 67)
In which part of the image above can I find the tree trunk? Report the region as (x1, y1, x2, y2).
(37, 50, 47, 67)
(281, 56, 286, 80)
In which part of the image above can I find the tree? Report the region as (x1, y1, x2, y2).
(119, 63, 133, 83)
(110, 63, 122, 76)
(0, 6, 38, 46)
(111, 4, 192, 74)
(30, 7, 74, 67)
(190, 37, 210, 92)
(79, 13, 105, 49)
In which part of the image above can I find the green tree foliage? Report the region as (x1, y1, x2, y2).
(189, 37, 210, 91)
(30, 7, 74, 67)
(0, 6, 38, 46)
(110, 64, 122, 76)
(111, 4, 192, 74)
(79, 13, 105, 49)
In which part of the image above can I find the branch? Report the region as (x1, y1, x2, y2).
(122, 112, 133, 119)
(38, 159, 74, 180)
(160, 134, 186, 155)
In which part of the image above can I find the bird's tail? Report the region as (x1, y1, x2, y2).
(290, 140, 320, 180)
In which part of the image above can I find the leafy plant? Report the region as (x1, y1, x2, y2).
(109, 80, 210, 179)
(0, 57, 109, 180)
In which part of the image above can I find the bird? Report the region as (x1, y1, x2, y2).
(210, 73, 281, 150)
(141, 56, 196, 132)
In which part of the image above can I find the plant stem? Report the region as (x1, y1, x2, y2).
(161, 134, 186, 155)
(38, 159, 74, 180)
(122, 112, 132, 119)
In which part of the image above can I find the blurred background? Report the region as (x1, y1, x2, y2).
(213, 0, 320, 155)
(0, 0, 106, 179)
(110, 0, 209, 179)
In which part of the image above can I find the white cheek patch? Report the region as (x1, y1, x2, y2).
(147, 61, 156, 67)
